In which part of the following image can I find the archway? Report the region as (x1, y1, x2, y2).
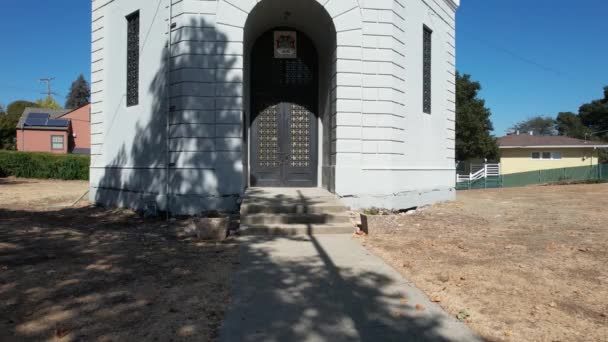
(242, 0, 339, 189)
(249, 29, 319, 187)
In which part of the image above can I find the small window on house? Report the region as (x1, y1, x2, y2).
(51, 135, 64, 150)
(531, 152, 541, 159)
(423, 26, 433, 114)
(552, 152, 562, 160)
(542, 152, 552, 160)
(126, 11, 140, 107)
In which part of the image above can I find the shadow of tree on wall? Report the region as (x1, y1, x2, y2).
(0, 13, 478, 342)
(94, 16, 244, 215)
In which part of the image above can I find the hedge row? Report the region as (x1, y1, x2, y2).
(0, 151, 89, 180)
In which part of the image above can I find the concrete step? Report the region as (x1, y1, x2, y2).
(239, 187, 353, 235)
(239, 223, 355, 236)
(240, 203, 348, 215)
(241, 213, 351, 225)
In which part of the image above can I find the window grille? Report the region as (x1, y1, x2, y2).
(51, 135, 64, 150)
(423, 26, 432, 114)
(126, 11, 140, 107)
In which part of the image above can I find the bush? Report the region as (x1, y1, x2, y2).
(0, 151, 89, 180)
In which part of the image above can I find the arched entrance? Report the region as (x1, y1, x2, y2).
(250, 29, 319, 187)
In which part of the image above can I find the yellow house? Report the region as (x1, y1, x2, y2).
(498, 135, 608, 175)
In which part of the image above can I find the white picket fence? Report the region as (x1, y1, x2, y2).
(456, 163, 501, 185)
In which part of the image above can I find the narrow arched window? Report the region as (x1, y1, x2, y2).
(423, 25, 432, 114)
(126, 11, 140, 107)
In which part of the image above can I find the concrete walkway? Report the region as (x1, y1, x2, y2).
(219, 235, 481, 342)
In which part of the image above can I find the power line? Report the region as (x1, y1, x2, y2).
(467, 36, 606, 89)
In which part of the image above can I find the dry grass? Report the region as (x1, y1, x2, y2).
(0, 178, 238, 341)
(361, 184, 608, 342)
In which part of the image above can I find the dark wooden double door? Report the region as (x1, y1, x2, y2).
(250, 29, 318, 187)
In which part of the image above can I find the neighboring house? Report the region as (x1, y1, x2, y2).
(497, 134, 608, 175)
(59, 105, 92, 154)
(91, 0, 461, 214)
(16, 104, 91, 154)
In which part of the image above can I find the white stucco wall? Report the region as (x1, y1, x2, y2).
(91, 0, 459, 214)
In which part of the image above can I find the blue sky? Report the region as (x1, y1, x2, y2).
(0, 0, 606, 135)
(0, 0, 91, 109)
(457, 0, 608, 134)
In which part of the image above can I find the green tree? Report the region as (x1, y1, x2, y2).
(456, 72, 499, 161)
(65, 74, 91, 109)
(0, 112, 20, 149)
(555, 112, 590, 139)
(7, 100, 37, 115)
(35, 97, 62, 110)
(1, 100, 38, 150)
(510, 116, 556, 136)
(578, 86, 608, 136)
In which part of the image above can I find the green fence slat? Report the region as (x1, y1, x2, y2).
(459, 165, 607, 190)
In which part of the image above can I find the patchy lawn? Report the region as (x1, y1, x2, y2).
(0, 178, 238, 341)
(361, 184, 608, 342)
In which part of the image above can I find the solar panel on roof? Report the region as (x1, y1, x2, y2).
(28, 113, 49, 119)
(24, 118, 48, 126)
(47, 119, 69, 127)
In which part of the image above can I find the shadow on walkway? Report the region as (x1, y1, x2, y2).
(221, 232, 481, 341)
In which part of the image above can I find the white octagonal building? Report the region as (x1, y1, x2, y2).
(90, 0, 460, 214)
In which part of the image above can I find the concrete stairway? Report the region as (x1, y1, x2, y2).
(239, 188, 355, 235)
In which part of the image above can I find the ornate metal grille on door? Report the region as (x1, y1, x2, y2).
(289, 104, 311, 168)
(257, 104, 279, 168)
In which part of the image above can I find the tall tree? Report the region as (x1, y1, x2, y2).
(510, 116, 556, 136)
(1, 100, 38, 149)
(455, 72, 499, 161)
(578, 86, 608, 135)
(555, 112, 590, 139)
(65, 74, 91, 109)
(2, 102, 25, 149)
(0, 113, 19, 149)
(36, 97, 62, 110)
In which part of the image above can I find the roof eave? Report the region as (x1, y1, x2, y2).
(444, 0, 460, 11)
(20, 126, 69, 132)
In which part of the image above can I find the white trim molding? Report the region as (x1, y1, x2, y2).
(501, 145, 608, 149)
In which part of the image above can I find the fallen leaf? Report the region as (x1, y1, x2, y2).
(55, 327, 69, 338)
(415, 304, 426, 311)
(431, 295, 441, 303)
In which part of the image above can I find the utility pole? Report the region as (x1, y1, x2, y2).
(39, 77, 57, 98)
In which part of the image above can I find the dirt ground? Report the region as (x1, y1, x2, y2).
(0, 178, 238, 341)
(361, 184, 608, 342)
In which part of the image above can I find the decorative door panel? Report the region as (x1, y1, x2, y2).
(288, 104, 311, 168)
(257, 103, 280, 169)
